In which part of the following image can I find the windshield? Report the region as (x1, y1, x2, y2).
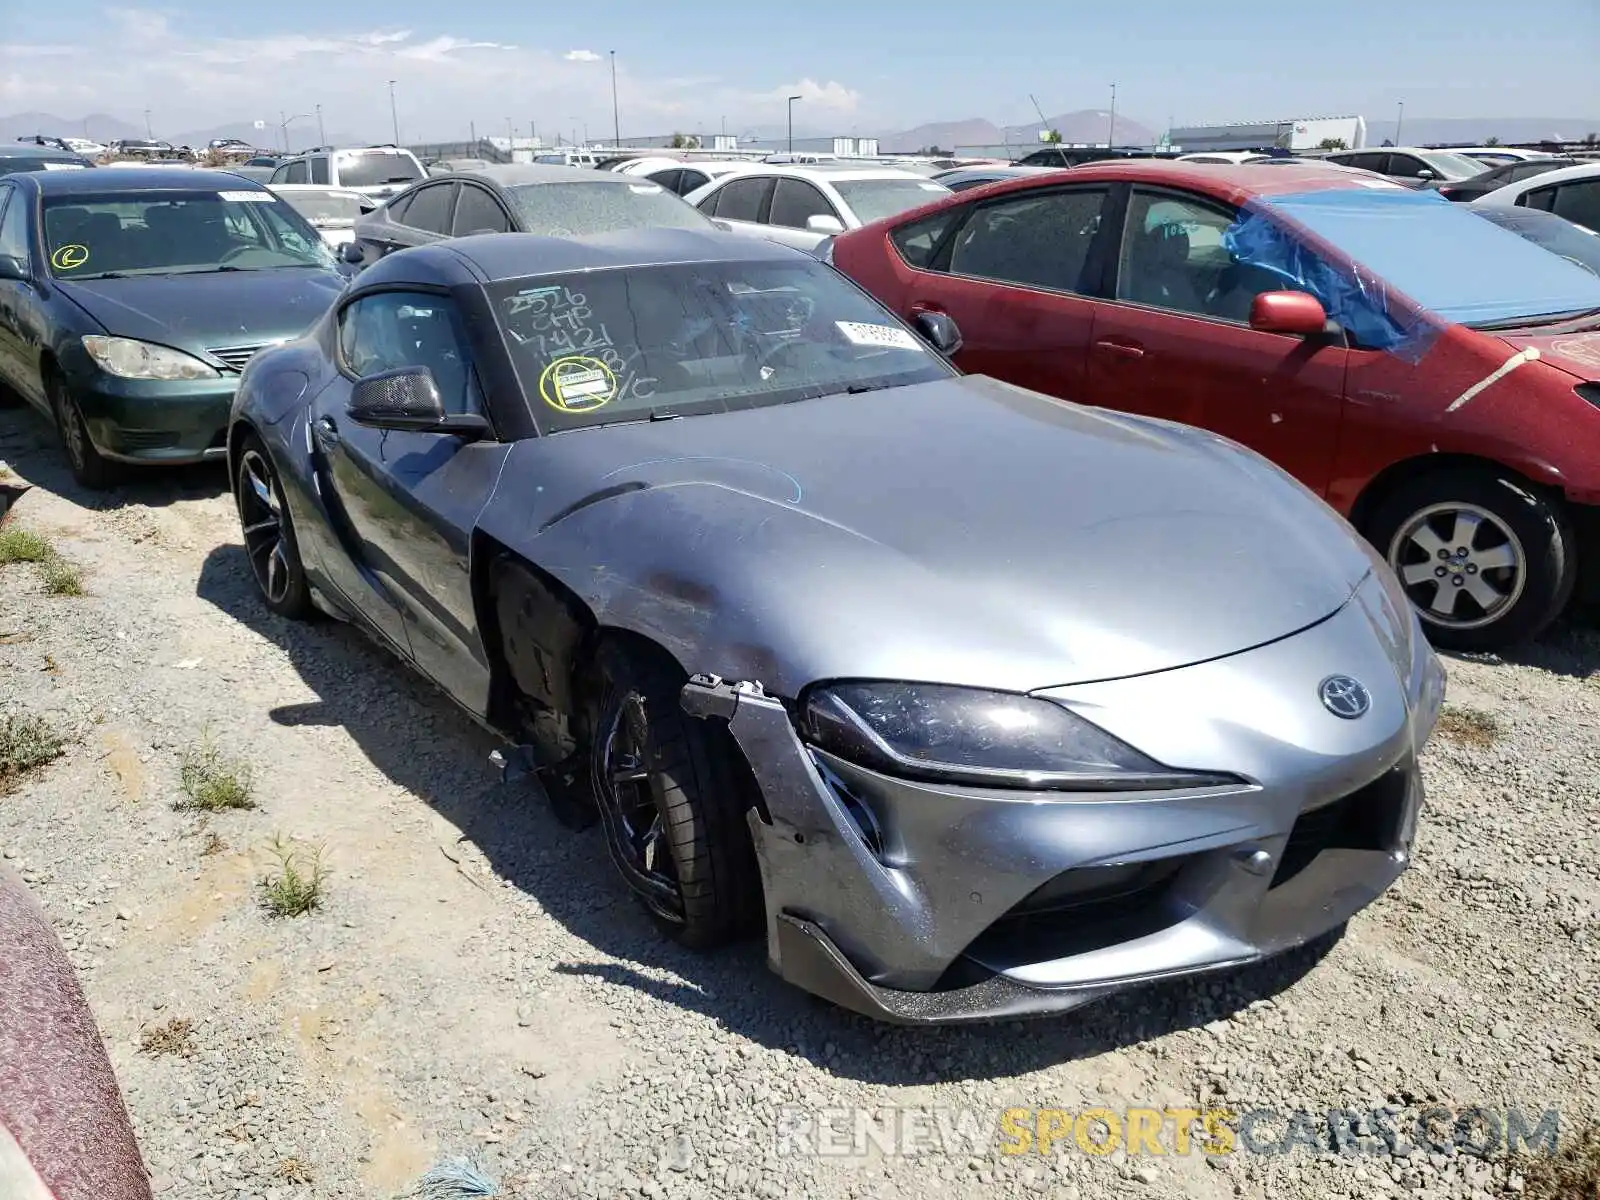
(490, 259, 953, 432)
(275, 189, 364, 226)
(1472, 207, 1600, 278)
(1264, 188, 1600, 327)
(1419, 152, 1488, 179)
(832, 177, 951, 225)
(336, 151, 423, 187)
(42, 189, 337, 279)
(504, 181, 713, 236)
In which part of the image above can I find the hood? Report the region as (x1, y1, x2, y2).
(1500, 328, 1600, 382)
(504, 376, 1374, 694)
(56, 268, 344, 353)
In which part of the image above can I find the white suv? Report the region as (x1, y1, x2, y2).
(269, 146, 426, 200)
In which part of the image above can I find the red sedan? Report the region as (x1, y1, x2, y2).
(826, 161, 1600, 650)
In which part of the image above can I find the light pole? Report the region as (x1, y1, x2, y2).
(787, 95, 801, 153)
(506, 116, 514, 147)
(143, 108, 153, 139)
(1107, 83, 1117, 148)
(1395, 101, 1405, 145)
(315, 104, 325, 147)
(388, 80, 400, 146)
(280, 112, 314, 152)
(610, 50, 621, 147)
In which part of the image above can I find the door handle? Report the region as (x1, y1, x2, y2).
(909, 301, 944, 315)
(1094, 338, 1145, 359)
(315, 415, 340, 447)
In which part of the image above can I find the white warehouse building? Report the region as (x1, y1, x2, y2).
(1167, 115, 1368, 153)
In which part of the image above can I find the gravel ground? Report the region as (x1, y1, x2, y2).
(1, 407, 1597, 1200)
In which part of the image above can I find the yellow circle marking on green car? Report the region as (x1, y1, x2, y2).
(539, 355, 617, 413)
(50, 243, 88, 270)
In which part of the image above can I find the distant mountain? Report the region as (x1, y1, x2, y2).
(0, 111, 143, 143)
(880, 110, 1159, 154)
(878, 118, 1006, 154)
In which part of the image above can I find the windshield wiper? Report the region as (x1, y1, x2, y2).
(64, 271, 127, 280)
(844, 381, 897, 395)
(1470, 306, 1600, 331)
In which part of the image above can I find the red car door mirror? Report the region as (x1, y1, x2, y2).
(1249, 290, 1329, 335)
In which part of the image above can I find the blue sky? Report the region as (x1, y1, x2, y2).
(5, 1, 1598, 140)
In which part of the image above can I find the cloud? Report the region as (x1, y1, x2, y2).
(0, 9, 865, 141)
(763, 78, 861, 113)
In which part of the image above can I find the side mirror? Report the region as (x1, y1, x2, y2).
(913, 310, 963, 356)
(1414, 168, 1436, 180)
(711, 219, 734, 232)
(358, 201, 377, 215)
(806, 214, 846, 235)
(340, 242, 365, 265)
(1249, 290, 1330, 336)
(0, 254, 28, 282)
(347, 367, 492, 440)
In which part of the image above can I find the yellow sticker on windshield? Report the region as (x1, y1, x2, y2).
(539, 355, 616, 413)
(50, 243, 88, 271)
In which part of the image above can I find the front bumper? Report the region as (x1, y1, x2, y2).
(69, 371, 236, 464)
(704, 578, 1444, 1025)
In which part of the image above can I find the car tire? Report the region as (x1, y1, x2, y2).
(48, 376, 119, 491)
(233, 431, 314, 620)
(588, 638, 762, 950)
(1366, 468, 1575, 651)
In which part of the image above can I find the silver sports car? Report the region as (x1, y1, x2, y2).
(228, 229, 1445, 1024)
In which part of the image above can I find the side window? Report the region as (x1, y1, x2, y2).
(1511, 162, 1553, 182)
(451, 185, 510, 236)
(1340, 152, 1386, 172)
(645, 168, 682, 194)
(767, 179, 836, 229)
(1550, 182, 1600, 232)
(398, 183, 456, 233)
(890, 209, 960, 269)
(0, 187, 27, 268)
(676, 170, 709, 195)
(1388, 155, 1430, 180)
(337, 292, 480, 416)
(706, 177, 770, 222)
(1115, 189, 1285, 324)
(284, 160, 309, 184)
(947, 187, 1108, 293)
(385, 191, 414, 223)
(269, 164, 290, 184)
(309, 157, 330, 185)
(1523, 186, 1558, 212)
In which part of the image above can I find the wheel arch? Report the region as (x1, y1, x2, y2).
(1349, 452, 1567, 538)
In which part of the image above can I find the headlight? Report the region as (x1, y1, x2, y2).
(800, 682, 1238, 791)
(81, 335, 219, 380)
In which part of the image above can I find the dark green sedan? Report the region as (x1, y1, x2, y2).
(0, 167, 345, 487)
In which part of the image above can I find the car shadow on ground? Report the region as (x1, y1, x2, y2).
(1490, 612, 1600, 681)
(0, 405, 228, 511)
(196, 541, 1340, 1084)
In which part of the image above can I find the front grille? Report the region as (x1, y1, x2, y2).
(1271, 766, 1407, 889)
(207, 344, 265, 372)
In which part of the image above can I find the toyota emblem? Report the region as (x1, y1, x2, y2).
(1319, 675, 1371, 719)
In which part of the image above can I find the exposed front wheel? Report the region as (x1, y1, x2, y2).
(49, 377, 119, 491)
(588, 639, 762, 950)
(234, 432, 313, 620)
(1368, 469, 1575, 651)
